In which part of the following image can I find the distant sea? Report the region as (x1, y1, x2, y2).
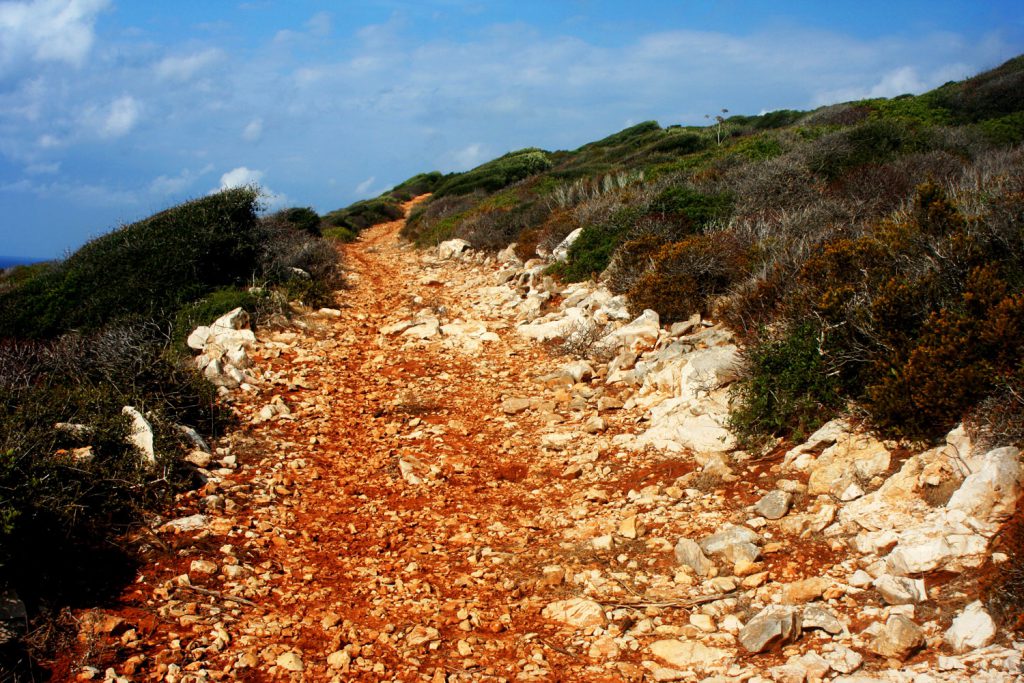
(0, 256, 44, 270)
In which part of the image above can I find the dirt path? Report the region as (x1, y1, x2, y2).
(66, 198, 1024, 683)
(78, 199, 669, 682)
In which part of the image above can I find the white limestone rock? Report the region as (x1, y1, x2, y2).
(122, 406, 156, 468)
(542, 598, 607, 629)
(944, 601, 996, 653)
(946, 446, 1021, 530)
(438, 238, 471, 260)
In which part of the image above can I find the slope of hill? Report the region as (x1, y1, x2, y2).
(343, 55, 1024, 449)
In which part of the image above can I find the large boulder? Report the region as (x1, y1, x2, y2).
(649, 639, 729, 670)
(944, 601, 996, 653)
(633, 400, 736, 453)
(604, 309, 660, 352)
(806, 433, 891, 497)
(674, 538, 715, 576)
(541, 598, 606, 629)
(867, 615, 924, 661)
(946, 446, 1021, 529)
(438, 238, 471, 260)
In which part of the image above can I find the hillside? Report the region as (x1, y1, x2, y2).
(0, 56, 1021, 681)
(357, 55, 1024, 448)
(50, 198, 1024, 682)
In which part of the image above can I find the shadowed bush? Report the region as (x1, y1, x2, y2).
(0, 188, 263, 339)
(729, 322, 844, 446)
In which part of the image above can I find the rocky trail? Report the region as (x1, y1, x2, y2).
(70, 199, 1023, 682)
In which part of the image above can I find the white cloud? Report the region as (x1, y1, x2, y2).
(155, 48, 222, 81)
(25, 160, 59, 174)
(149, 164, 213, 196)
(242, 118, 263, 142)
(450, 143, 486, 171)
(218, 166, 263, 190)
(215, 166, 286, 208)
(1, 176, 137, 206)
(0, 0, 110, 73)
(306, 11, 331, 38)
(36, 133, 61, 148)
(274, 12, 332, 44)
(92, 95, 141, 138)
(354, 176, 376, 196)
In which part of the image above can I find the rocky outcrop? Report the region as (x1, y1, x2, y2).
(90, 221, 1024, 683)
(189, 307, 259, 392)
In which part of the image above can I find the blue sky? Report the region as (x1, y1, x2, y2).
(1, 1, 1022, 259)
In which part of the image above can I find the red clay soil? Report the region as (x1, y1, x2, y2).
(58, 199, 672, 681)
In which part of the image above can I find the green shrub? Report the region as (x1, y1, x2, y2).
(275, 207, 321, 236)
(977, 112, 1024, 145)
(389, 171, 444, 200)
(605, 234, 669, 295)
(548, 206, 641, 282)
(866, 265, 1024, 439)
(649, 186, 734, 231)
(433, 148, 553, 198)
(930, 55, 1024, 123)
(805, 118, 925, 181)
(0, 188, 262, 339)
(729, 322, 844, 445)
(648, 132, 709, 155)
(581, 121, 662, 150)
(323, 197, 404, 235)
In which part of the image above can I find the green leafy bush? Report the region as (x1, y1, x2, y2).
(0, 188, 263, 339)
(272, 207, 321, 236)
(729, 322, 844, 446)
(433, 149, 553, 198)
(389, 171, 444, 200)
(649, 185, 734, 231)
(867, 265, 1024, 439)
(323, 197, 404, 238)
(548, 206, 641, 282)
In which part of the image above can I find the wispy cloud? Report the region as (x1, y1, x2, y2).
(81, 95, 141, 138)
(354, 175, 376, 196)
(149, 164, 212, 196)
(154, 48, 222, 81)
(242, 118, 263, 142)
(0, 0, 110, 74)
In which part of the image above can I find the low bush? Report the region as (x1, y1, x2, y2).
(804, 118, 925, 181)
(389, 171, 444, 200)
(257, 217, 345, 307)
(624, 232, 748, 322)
(548, 206, 642, 282)
(270, 206, 321, 236)
(456, 198, 552, 251)
(433, 149, 553, 198)
(0, 322, 221, 640)
(729, 322, 844, 446)
(401, 193, 480, 246)
(515, 208, 578, 261)
(605, 233, 669, 295)
(0, 188, 263, 339)
(866, 265, 1024, 440)
(323, 197, 404, 238)
(649, 185, 734, 232)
